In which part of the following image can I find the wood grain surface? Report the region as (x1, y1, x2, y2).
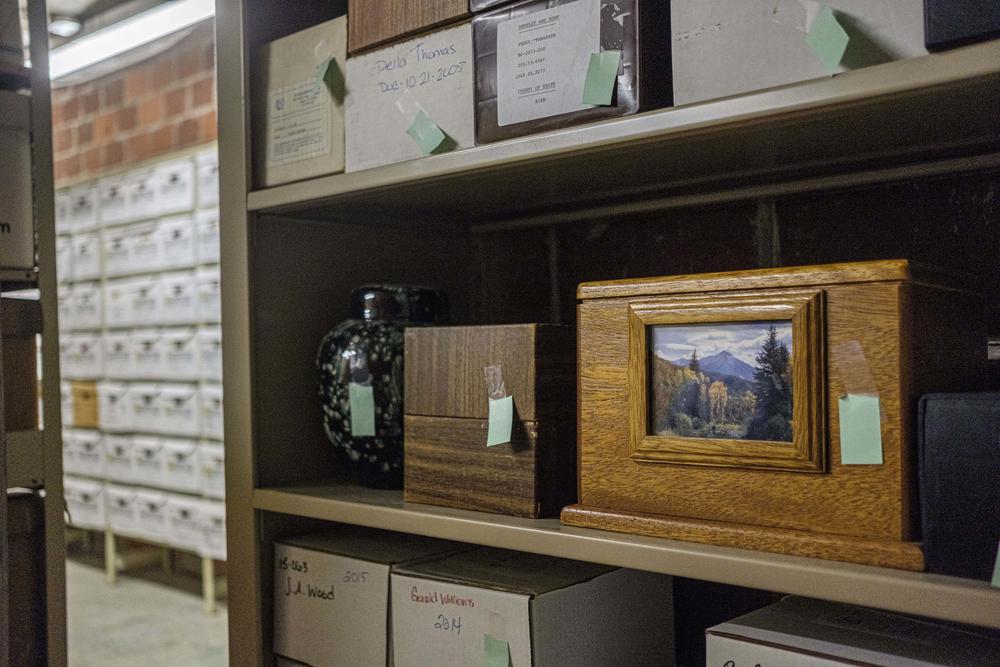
(570, 260, 987, 567)
(404, 415, 576, 518)
(348, 0, 469, 53)
(560, 504, 925, 570)
(404, 324, 574, 421)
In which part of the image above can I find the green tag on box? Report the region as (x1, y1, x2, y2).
(349, 382, 376, 437)
(838, 394, 883, 465)
(486, 396, 513, 447)
(581, 51, 621, 106)
(406, 110, 447, 155)
(485, 634, 511, 667)
(806, 5, 850, 72)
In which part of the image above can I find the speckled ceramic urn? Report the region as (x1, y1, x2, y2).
(317, 285, 448, 488)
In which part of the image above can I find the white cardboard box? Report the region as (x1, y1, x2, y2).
(161, 327, 200, 380)
(165, 493, 205, 551)
(68, 183, 100, 232)
(671, 1, 927, 106)
(72, 430, 104, 477)
(158, 215, 197, 269)
(69, 334, 103, 379)
(256, 17, 347, 187)
(106, 484, 140, 537)
(345, 22, 474, 173)
(101, 225, 133, 277)
(199, 500, 227, 560)
(199, 441, 225, 498)
(126, 221, 162, 275)
(103, 332, 134, 379)
(103, 434, 136, 483)
(58, 285, 74, 331)
(130, 328, 164, 379)
(160, 271, 199, 325)
(104, 278, 134, 328)
(126, 168, 159, 222)
(59, 335, 74, 377)
(159, 383, 200, 437)
(71, 232, 103, 281)
(195, 208, 220, 265)
(273, 528, 465, 667)
(132, 435, 166, 487)
(56, 235, 74, 282)
(195, 267, 221, 323)
(392, 549, 675, 667)
(129, 383, 163, 433)
(61, 381, 74, 428)
(65, 477, 107, 530)
(199, 384, 224, 441)
(71, 282, 103, 331)
(134, 489, 169, 542)
(56, 190, 73, 234)
(99, 175, 130, 227)
(196, 149, 219, 209)
(62, 429, 78, 474)
(155, 158, 196, 216)
(98, 381, 132, 432)
(163, 438, 202, 493)
(706, 597, 1000, 666)
(197, 327, 223, 381)
(129, 275, 162, 327)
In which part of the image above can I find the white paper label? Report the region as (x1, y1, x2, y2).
(267, 80, 332, 168)
(496, 0, 601, 126)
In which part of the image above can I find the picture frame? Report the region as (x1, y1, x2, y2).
(627, 289, 826, 472)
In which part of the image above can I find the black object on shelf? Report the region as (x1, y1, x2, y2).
(925, 0, 1000, 51)
(918, 393, 1000, 581)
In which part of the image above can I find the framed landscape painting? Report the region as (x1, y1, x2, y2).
(627, 290, 826, 472)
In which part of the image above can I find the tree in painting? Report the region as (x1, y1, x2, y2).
(650, 322, 793, 442)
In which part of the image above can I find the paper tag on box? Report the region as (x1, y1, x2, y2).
(267, 80, 332, 168)
(496, 0, 601, 126)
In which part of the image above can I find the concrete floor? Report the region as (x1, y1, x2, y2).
(66, 560, 228, 667)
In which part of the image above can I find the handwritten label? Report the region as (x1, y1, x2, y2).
(267, 79, 332, 168)
(370, 41, 467, 95)
(435, 614, 463, 635)
(496, 0, 601, 126)
(410, 585, 477, 607)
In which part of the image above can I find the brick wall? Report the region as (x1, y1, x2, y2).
(51, 21, 217, 186)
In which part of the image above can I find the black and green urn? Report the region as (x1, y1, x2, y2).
(316, 285, 448, 488)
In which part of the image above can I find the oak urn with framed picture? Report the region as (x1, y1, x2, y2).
(561, 260, 989, 570)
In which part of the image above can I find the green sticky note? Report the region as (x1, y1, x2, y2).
(581, 51, 621, 106)
(348, 383, 376, 437)
(992, 540, 1000, 588)
(486, 396, 513, 447)
(484, 634, 511, 667)
(806, 6, 849, 73)
(839, 394, 883, 465)
(316, 57, 346, 104)
(406, 110, 447, 155)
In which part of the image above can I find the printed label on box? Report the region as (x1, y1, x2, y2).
(495, 0, 601, 126)
(267, 80, 332, 168)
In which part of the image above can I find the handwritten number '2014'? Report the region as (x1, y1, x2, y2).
(434, 614, 462, 635)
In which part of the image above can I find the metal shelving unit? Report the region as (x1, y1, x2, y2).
(216, 2, 1000, 663)
(1, 1, 67, 664)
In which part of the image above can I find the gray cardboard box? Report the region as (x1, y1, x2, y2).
(255, 16, 347, 188)
(707, 597, 1000, 666)
(671, 0, 927, 106)
(273, 527, 466, 667)
(0, 89, 33, 271)
(391, 547, 675, 666)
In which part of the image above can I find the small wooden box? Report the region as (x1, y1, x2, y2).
(348, 0, 470, 54)
(71, 381, 99, 429)
(404, 324, 576, 517)
(562, 260, 989, 570)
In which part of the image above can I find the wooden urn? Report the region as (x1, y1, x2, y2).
(404, 324, 576, 518)
(561, 260, 989, 570)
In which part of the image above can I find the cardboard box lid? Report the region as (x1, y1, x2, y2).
(393, 547, 615, 596)
(404, 324, 574, 421)
(278, 526, 465, 565)
(707, 597, 1000, 665)
(578, 260, 976, 301)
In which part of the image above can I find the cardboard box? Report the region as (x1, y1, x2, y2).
(64, 477, 107, 531)
(56, 234, 74, 281)
(71, 232, 103, 281)
(155, 157, 196, 215)
(199, 384, 224, 441)
(101, 225, 131, 277)
(671, 1, 927, 106)
(199, 441, 225, 498)
(62, 430, 78, 475)
(706, 597, 1000, 666)
(348, 0, 469, 53)
(129, 383, 162, 432)
(157, 215, 196, 270)
(163, 438, 202, 493)
(273, 528, 465, 667)
(69, 334, 103, 379)
(0, 90, 34, 271)
(165, 494, 204, 551)
(104, 434, 136, 483)
(70, 282, 103, 331)
(126, 167, 159, 222)
(160, 271, 198, 325)
(130, 328, 164, 379)
(129, 275, 162, 326)
(196, 149, 219, 208)
(106, 484, 140, 537)
(195, 208, 220, 265)
(72, 430, 105, 478)
(71, 381, 100, 429)
(104, 278, 134, 328)
(98, 175, 130, 227)
(196, 267, 221, 323)
(345, 22, 475, 172)
(69, 183, 100, 232)
(392, 548, 675, 666)
(61, 381, 74, 428)
(255, 17, 347, 188)
(97, 381, 131, 432)
(159, 383, 200, 437)
(58, 286, 74, 331)
(198, 326, 223, 381)
(127, 221, 161, 275)
(161, 327, 200, 381)
(198, 500, 226, 560)
(103, 332, 134, 379)
(134, 490, 169, 542)
(55, 189, 72, 234)
(132, 435, 166, 487)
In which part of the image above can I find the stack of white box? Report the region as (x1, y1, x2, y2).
(58, 147, 226, 562)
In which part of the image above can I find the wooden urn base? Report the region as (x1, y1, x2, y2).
(561, 504, 925, 571)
